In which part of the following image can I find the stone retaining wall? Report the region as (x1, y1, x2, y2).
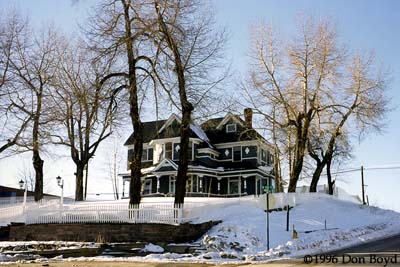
(8, 221, 220, 243)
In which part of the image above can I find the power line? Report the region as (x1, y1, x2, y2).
(301, 164, 400, 179)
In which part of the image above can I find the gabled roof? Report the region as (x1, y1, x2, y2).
(124, 119, 167, 145)
(157, 114, 181, 134)
(215, 112, 244, 130)
(153, 158, 178, 172)
(124, 114, 212, 146)
(201, 113, 266, 144)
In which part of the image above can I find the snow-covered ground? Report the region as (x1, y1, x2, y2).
(1, 193, 400, 264)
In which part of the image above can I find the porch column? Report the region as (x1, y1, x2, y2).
(243, 175, 248, 195)
(156, 175, 160, 193)
(217, 178, 221, 195)
(255, 175, 259, 197)
(199, 175, 203, 193)
(239, 176, 242, 197)
(122, 179, 126, 198)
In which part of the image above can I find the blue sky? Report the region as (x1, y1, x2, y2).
(0, 0, 399, 210)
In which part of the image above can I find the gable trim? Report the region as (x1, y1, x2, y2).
(216, 113, 244, 130)
(158, 114, 181, 134)
(153, 158, 178, 172)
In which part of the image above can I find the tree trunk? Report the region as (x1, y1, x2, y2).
(309, 160, 325, 192)
(84, 163, 88, 200)
(272, 107, 284, 192)
(175, 107, 193, 205)
(32, 150, 43, 201)
(273, 147, 284, 192)
(288, 115, 311, 192)
(121, 0, 143, 206)
(155, 1, 194, 205)
(326, 156, 334, 195)
(32, 97, 43, 201)
(75, 163, 85, 201)
(288, 125, 306, 192)
(129, 119, 143, 205)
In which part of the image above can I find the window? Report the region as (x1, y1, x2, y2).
(169, 176, 176, 193)
(233, 146, 241, 161)
(229, 178, 239, 194)
(188, 141, 193, 160)
(165, 142, 173, 159)
(142, 179, 152, 195)
(186, 175, 199, 193)
(141, 148, 154, 162)
(173, 143, 180, 160)
(226, 124, 237, 133)
(172, 142, 193, 160)
(261, 149, 267, 165)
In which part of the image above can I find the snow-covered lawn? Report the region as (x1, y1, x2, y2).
(1, 193, 399, 264)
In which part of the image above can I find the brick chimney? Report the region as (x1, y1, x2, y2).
(244, 108, 253, 128)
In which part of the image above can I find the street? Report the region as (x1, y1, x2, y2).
(331, 233, 400, 253)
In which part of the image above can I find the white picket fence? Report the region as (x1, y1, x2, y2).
(0, 199, 59, 224)
(0, 201, 184, 225)
(25, 203, 182, 225)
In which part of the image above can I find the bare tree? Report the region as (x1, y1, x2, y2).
(85, 0, 160, 205)
(308, 53, 388, 193)
(86, 0, 226, 205)
(4, 24, 62, 201)
(50, 40, 121, 201)
(245, 19, 389, 192)
(153, 0, 226, 205)
(0, 11, 32, 155)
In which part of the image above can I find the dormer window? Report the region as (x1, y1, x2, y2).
(226, 124, 237, 133)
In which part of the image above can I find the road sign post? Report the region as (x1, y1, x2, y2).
(263, 185, 273, 251)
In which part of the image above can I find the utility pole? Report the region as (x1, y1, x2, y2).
(361, 166, 366, 205)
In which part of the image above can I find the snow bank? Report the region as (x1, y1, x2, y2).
(1, 194, 400, 264)
(140, 243, 164, 253)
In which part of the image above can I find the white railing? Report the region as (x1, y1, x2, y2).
(0, 202, 183, 225)
(38, 204, 179, 225)
(0, 199, 59, 224)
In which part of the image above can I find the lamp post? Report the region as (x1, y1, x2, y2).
(18, 179, 27, 210)
(56, 175, 64, 207)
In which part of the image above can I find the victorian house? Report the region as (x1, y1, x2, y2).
(120, 109, 275, 197)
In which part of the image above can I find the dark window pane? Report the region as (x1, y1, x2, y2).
(148, 148, 153, 161)
(188, 141, 193, 160)
(233, 146, 241, 161)
(173, 143, 180, 160)
(262, 149, 267, 162)
(165, 142, 172, 159)
(141, 149, 148, 161)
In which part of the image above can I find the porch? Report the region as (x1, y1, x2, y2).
(121, 173, 274, 198)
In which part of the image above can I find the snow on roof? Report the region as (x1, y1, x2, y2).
(258, 165, 273, 173)
(190, 123, 212, 147)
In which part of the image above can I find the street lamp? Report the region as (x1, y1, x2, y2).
(18, 179, 27, 210)
(56, 175, 64, 207)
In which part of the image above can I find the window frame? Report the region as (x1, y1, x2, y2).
(226, 124, 237, 133)
(169, 176, 176, 193)
(142, 179, 152, 195)
(141, 147, 154, 162)
(228, 178, 240, 195)
(233, 146, 242, 162)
